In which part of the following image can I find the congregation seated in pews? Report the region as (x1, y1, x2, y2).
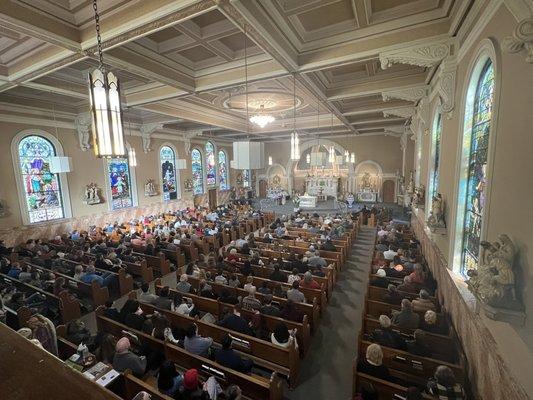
(354, 221, 468, 400)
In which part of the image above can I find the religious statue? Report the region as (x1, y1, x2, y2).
(412, 185, 425, 207)
(84, 183, 102, 205)
(346, 193, 355, 208)
(427, 193, 446, 233)
(0, 200, 5, 217)
(407, 171, 415, 194)
(144, 179, 158, 197)
(362, 172, 372, 189)
(184, 179, 193, 192)
(467, 234, 523, 311)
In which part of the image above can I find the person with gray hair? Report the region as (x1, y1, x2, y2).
(370, 314, 406, 350)
(391, 299, 420, 329)
(300, 270, 320, 290)
(427, 365, 465, 399)
(406, 329, 432, 357)
(242, 286, 262, 311)
(412, 289, 437, 313)
(382, 284, 402, 305)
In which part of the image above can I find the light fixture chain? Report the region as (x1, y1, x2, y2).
(93, 0, 104, 71)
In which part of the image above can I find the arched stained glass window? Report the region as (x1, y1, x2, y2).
(107, 157, 134, 210)
(18, 135, 64, 223)
(205, 141, 216, 186)
(218, 150, 229, 190)
(160, 145, 177, 201)
(191, 148, 204, 195)
(458, 60, 494, 275)
(427, 113, 443, 207)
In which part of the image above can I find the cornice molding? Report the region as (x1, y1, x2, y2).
(379, 41, 450, 69)
(504, 0, 533, 21)
(382, 85, 429, 102)
(502, 17, 533, 63)
(382, 106, 416, 119)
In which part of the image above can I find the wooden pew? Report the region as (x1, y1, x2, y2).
(95, 309, 283, 400)
(0, 273, 81, 324)
(367, 285, 440, 311)
(153, 280, 311, 357)
(205, 278, 319, 332)
(359, 335, 465, 386)
(131, 250, 171, 276)
(135, 298, 300, 388)
(353, 371, 433, 400)
(84, 252, 154, 284)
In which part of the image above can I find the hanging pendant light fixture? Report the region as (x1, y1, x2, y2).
(350, 152, 356, 163)
(290, 74, 300, 161)
(306, 153, 311, 163)
(345, 150, 349, 163)
(268, 156, 273, 166)
(328, 109, 335, 163)
(88, 0, 125, 158)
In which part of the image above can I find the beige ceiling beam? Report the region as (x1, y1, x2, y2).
(216, 0, 354, 134)
(341, 100, 413, 116)
(139, 102, 248, 133)
(298, 22, 451, 73)
(327, 74, 427, 101)
(22, 76, 87, 100)
(0, 0, 81, 52)
(102, 47, 195, 92)
(125, 84, 189, 107)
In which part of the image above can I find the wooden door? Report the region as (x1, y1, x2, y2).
(382, 180, 395, 203)
(208, 188, 217, 210)
(259, 180, 267, 198)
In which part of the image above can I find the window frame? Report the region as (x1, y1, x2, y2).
(450, 38, 501, 276)
(159, 143, 181, 201)
(11, 129, 72, 225)
(191, 147, 204, 195)
(218, 149, 230, 191)
(103, 142, 138, 211)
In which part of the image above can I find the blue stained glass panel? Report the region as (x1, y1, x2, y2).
(108, 158, 133, 210)
(160, 146, 177, 201)
(191, 148, 204, 195)
(218, 150, 229, 190)
(460, 60, 494, 275)
(205, 142, 216, 186)
(428, 114, 442, 202)
(243, 169, 251, 188)
(18, 135, 64, 223)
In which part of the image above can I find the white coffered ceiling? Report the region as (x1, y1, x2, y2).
(0, 0, 481, 142)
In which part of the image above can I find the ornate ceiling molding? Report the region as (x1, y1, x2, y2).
(502, 17, 533, 63)
(379, 42, 450, 69)
(382, 106, 416, 119)
(140, 123, 164, 153)
(382, 85, 429, 102)
(75, 112, 92, 151)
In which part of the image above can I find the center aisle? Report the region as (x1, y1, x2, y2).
(287, 226, 376, 400)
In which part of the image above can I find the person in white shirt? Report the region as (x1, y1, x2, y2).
(243, 276, 256, 294)
(173, 293, 195, 316)
(377, 227, 388, 237)
(214, 269, 228, 285)
(383, 246, 398, 260)
(287, 269, 301, 285)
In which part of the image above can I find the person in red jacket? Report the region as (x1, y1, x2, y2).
(299, 271, 320, 290)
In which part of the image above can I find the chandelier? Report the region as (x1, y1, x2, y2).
(88, 0, 125, 158)
(250, 104, 275, 128)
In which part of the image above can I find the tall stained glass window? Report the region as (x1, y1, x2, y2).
(460, 60, 494, 275)
(242, 169, 251, 188)
(18, 135, 64, 223)
(191, 148, 204, 195)
(205, 142, 216, 186)
(218, 150, 229, 190)
(428, 113, 443, 204)
(160, 146, 177, 201)
(108, 157, 134, 210)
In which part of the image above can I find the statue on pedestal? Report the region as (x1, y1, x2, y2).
(144, 179, 158, 197)
(407, 171, 414, 194)
(84, 183, 102, 205)
(427, 193, 446, 232)
(467, 234, 523, 315)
